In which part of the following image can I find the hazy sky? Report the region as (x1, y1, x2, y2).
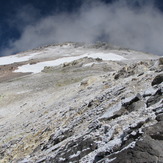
(0, 0, 163, 56)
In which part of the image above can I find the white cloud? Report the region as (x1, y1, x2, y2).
(2, 0, 163, 56)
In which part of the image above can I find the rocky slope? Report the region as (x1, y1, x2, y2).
(0, 43, 162, 163)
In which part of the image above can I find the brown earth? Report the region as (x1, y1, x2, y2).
(0, 62, 31, 83)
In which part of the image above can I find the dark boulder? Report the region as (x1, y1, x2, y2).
(151, 74, 163, 86)
(146, 88, 163, 107)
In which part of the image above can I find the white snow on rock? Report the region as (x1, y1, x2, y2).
(14, 52, 125, 73)
(99, 102, 122, 120)
(0, 53, 38, 65)
(80, 138, 122, 163)
(14, 55, 84, 73)
(87, 52, 125, 61)
(69, 151, 81, 159)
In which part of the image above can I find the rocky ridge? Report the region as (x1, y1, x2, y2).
(0, 43, 162, 163)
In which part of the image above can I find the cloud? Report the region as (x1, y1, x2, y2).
(2, 0, 163, 56)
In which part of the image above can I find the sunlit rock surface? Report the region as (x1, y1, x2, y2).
(0, 43, 162, 163)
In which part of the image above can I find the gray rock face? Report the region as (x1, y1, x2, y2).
(0, 43, 162, 163)
(46, 136, 98, 163)
(104, 118, 163, 163)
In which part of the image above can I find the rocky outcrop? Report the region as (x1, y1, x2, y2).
(0, 44, 162, 163)
(102, 114, 163, 163)
(25, 60, 163, 162)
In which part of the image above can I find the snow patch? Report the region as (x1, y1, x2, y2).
(59, 157, 66, 161)
(0, 53, 37, 65)
(14, 52, 125, 73)
(87, 52, 125, 61)
(14, 55, 84, 73)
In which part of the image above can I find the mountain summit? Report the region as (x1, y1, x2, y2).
(0, 43, 162, 162)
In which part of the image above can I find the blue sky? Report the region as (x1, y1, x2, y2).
(0, 0, 163, 56)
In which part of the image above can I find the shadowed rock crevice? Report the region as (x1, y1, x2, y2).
(146, 88, 163, 107)
(46, 136, 98, 163)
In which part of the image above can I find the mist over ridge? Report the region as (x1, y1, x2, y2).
(1, 0, 163, 56)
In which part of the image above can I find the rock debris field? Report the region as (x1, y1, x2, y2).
(0, 43, 162, 163)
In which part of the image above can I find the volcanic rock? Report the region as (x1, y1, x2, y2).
(0, 43, 162, 163)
